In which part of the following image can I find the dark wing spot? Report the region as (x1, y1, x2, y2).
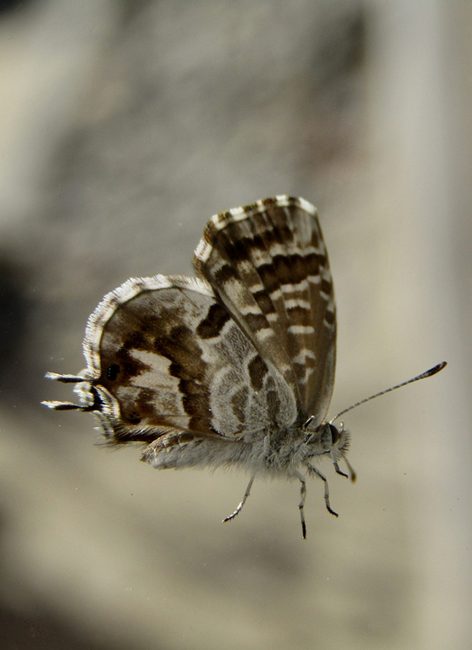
(325, 308, 336, 325)
(287, 305, 311, 326)
(214, 263, 238, 285)
(100, 347, 150, 387)
(252, 288, 276, 315)
(196, 303, 230, 339)
(106, 363, 120, 381)
(231, 386, 249, 424)
(245, 312, 269, 333)
(248, 355, 268, 392)
(320, 277, 332, 296)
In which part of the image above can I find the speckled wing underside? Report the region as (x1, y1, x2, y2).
(84, 275, 298, 444)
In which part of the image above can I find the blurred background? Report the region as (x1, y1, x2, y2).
(0, 1, 470, 648)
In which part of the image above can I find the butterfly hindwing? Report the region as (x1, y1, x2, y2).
(78, 275, 297, 455)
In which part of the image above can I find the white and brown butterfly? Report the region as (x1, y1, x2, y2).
(43, 196, 446, 538)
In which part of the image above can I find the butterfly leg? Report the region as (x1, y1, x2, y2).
(293, 470, 308, 539)
(331, 457, 349, 479)
(223, 474, 255, 524)
(306, 462, 339, 517)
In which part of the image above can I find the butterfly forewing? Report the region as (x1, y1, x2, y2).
(194, 196, 336, 425)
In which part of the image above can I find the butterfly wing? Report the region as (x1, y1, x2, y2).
(43, 196, 336, 470)
(71, 275, 298, 456)
(194, 195, 336, 426)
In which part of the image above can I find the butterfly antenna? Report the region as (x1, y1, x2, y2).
(330, 361, 447, 423)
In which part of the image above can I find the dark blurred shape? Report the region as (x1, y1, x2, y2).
(299, 4, 367, 174)
(0, 603, 130, 650)
(313, 5, 366, 91)
(0, 0, 37, 17)
(0, 257, 29, 397)
(118, 0, 152, 26)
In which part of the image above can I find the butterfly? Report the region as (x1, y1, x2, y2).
(43, 195, 446, 538)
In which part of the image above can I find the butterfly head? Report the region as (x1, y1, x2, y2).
(300, 419, 355, 482)
(303, 420, 350, 460)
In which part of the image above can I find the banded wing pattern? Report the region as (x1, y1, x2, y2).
(77, 274, 298, 468)
(194, 196, 336, 426)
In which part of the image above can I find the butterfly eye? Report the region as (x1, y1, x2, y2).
(106, 364, 120, 381)
(329, 423, 340, 444)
